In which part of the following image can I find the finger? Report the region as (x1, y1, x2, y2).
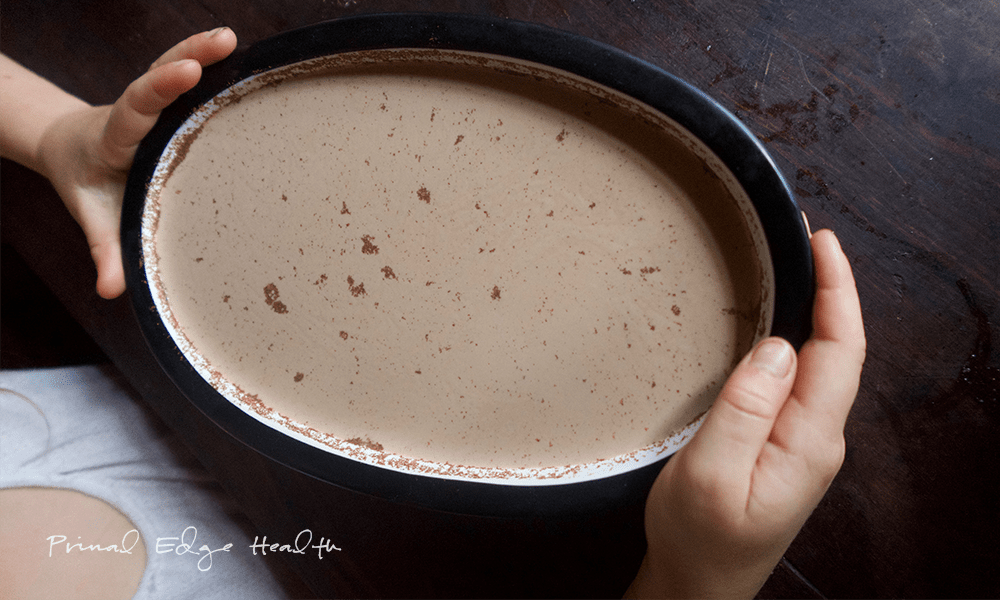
(148, 27, 238, 71)
(811, 229, 866, 347)
(98, 28, 238, 169)
(97, 59, 203, 169)
(126, 58, 204, 117)
(766, 230, 865, 470)
(791, 229, 866, 431)
(71, 188, 126, 299)
(680, 337, 797, 497)
(93, 239, 126, 299)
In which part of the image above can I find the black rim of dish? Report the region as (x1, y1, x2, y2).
(122, 13, 813, 518)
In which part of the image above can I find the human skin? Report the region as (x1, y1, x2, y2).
(0, 487, 147, 600)
(626, 228, 866, 598)
(0, 26, 238, 299)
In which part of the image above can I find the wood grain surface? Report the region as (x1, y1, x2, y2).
(3, 1, 998, 597)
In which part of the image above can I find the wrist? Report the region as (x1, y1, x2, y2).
(0, 54, 91, 176)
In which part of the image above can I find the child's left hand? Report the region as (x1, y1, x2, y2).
(2, 27, 238, 299)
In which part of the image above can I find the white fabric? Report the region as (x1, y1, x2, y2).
(0, 365, 309, 599)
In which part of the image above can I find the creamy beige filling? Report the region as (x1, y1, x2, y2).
(149, 53, 768, 470)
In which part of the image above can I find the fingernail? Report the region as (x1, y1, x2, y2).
(750, 339, 793, 378)
(829, 229, 843, 251)
(206, 26, 227, 37)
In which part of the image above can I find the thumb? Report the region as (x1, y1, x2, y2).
(681, 338, 797, 495)
(70, 189, 126, 299)
(92, 237, 126, 299)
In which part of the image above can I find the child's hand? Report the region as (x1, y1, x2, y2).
(29, 28, 237, 299)
(627, 229, 866, 599)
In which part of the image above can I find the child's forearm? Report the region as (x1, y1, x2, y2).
(0, 54, 90, 176)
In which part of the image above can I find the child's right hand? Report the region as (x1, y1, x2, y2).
(627, 229, 866, 599)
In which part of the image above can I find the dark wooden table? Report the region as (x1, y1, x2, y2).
(3, 1, 997, 597)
